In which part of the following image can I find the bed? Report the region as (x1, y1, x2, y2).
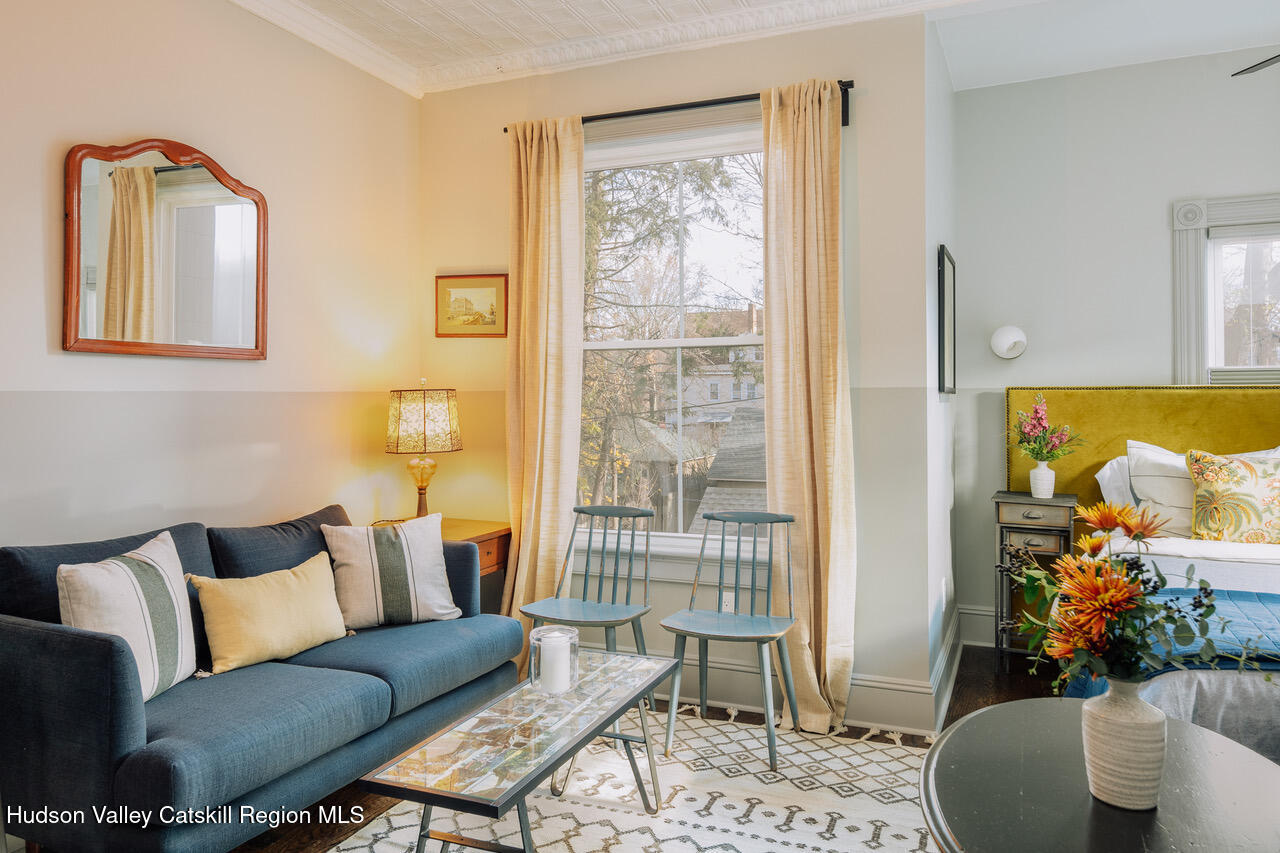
(1005, 387, 1280, 762)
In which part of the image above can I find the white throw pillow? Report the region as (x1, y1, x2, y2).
(1094, 455, 1133, 507)
(322, 513, 461, 630)
(57, 531, 197, 700)
(1127, 440, 1280, 538)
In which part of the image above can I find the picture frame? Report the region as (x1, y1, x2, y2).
(435, 273, 508, 338)
(938, 245, 956, 394)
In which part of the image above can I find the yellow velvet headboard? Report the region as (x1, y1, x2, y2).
(1006, 386, 1280, 507)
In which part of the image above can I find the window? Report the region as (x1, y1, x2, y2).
(1207, 226, 1280, 371)
(1172, 196, 1280, 384)
(579, 119, 766, 535)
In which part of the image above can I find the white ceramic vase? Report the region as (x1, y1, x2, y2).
(1081, 680, 1167, 810)
(1029, 460, 1055, 499)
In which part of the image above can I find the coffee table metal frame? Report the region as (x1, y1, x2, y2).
(360, 652, 677, 853)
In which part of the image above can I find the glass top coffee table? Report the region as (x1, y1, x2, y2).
(361, 649, 676, 853)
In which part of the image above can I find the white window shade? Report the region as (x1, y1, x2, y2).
(584, 100, 763, 172)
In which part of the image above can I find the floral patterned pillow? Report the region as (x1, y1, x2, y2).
(1187, 449, 1280, 544)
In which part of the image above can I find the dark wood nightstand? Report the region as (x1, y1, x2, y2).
(991, 490, 1076, 665)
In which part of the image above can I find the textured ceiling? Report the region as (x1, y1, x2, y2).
(229, 0, 969, 96)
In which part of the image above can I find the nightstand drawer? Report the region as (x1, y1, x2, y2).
(997, 502, 1072, 528)
(1005, 529, 1064, 553)
(476, 535, 509, 572)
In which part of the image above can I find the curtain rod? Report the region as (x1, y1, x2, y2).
(106, 164, 204, 177)
(503, 79, 854, 133)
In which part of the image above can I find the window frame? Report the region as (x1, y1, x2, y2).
(1172, 193, 1280, 384)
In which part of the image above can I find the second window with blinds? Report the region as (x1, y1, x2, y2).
(579, 105, 766, 535)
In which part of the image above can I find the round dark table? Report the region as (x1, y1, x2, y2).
(920, 697, 1280, 852)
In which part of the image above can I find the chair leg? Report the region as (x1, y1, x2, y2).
(665, 634, 687, 756)
(757, 642, 778, 772)
(632, 620, 655, 710)
(697, 638, 709, 717)
(604, 626, 620, 744)
(776, 635, 801, 732)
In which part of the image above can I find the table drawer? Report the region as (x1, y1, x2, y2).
(997, 502, 1072, 529)
(1004, 529, 1064, 554)
(476, 535, 509, 572)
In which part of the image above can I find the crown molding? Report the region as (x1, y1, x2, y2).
(228, 0, 425, 97)
(231, 0, 974, 97)
(419, 0, 962, 93)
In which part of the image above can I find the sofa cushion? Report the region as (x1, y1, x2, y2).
(0, 523, 216, 667)
(208, 504, 351, 579)
(284, 614, 523, 717)
(0, 522, 215, 624)
(114, 662, 390, 813)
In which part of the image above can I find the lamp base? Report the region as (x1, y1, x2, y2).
(407, 455, 437, 518)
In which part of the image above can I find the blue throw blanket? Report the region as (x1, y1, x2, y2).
(1064, 588, 1280, 698)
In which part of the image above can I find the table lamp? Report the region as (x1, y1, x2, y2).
(386, 382, 462, 517)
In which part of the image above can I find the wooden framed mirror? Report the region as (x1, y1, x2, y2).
(64, 138, 267, 359)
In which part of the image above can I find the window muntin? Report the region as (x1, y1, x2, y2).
(579, 153, 765, 534)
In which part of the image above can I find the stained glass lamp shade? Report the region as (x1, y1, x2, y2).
(386, 386, 462, 517)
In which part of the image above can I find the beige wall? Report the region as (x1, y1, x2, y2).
(0, 0, 429, 543)
(420, 15, 953, 730)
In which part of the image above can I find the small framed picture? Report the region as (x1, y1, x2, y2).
(435, 273, 508, 338)
(938, 245, 956, 394)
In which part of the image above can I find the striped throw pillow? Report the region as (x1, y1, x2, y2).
(322, 513, 461, 629)
(56, 531, 197, 700)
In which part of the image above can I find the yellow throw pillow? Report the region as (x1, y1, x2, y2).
(1187, 449, 1280, 544)
(187, 552, 347, 674)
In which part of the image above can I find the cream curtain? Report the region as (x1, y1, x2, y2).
(761, 79, 856, 734)
(501, 117, 586, 663)
(102, 166, 156, 341)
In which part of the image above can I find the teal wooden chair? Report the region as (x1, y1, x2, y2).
(661, 511, 800, 771)
(521, 505, 655, 708)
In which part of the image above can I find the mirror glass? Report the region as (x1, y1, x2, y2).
(76, 154, 257, 348)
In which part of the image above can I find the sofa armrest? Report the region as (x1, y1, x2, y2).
(442, 541, 482, 618)
(0, 615, 147, 839)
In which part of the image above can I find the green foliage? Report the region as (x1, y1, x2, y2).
(1007, 545, 1269, 694)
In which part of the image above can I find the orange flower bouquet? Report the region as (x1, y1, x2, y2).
(1012, 501, 1262, 692)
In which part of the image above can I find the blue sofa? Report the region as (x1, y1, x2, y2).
(0, 506, 524, 853)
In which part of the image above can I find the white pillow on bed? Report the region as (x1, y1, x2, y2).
(1126, 440, 1280, 538)
(1095, 455, 1133, 506)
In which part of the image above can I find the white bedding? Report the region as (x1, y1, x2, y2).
(1105, 535, 1280, 595)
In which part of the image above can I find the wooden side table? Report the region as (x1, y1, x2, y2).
(441, 518, 511, 616)
(991, 491, 1076, 665)
(373, 517, 511, 615)
(921, 698, 1280, 852)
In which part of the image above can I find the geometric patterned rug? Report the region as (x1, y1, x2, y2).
(331, 709, 938, 852)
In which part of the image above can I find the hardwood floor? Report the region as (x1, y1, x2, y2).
(943, 644, 1056, 729)
(238, 645, 1054, 853)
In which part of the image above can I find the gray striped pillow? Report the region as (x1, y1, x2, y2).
(56, 531, 197, 700)
(322, 514, 461, 629)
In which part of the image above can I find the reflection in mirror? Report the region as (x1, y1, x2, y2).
(64, 139, 267, 359)
(79, 156, 256, 346)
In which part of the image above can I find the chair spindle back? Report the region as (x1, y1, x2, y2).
(689, 511, 794, 619)
(554, 505, 654, 606)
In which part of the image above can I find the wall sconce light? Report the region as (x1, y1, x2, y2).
(990, 326, 1027, 359)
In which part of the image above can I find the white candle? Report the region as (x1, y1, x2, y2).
(540, 634, 571, 694)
